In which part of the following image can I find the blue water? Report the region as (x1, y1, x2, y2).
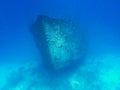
(0, 0, 120, 90)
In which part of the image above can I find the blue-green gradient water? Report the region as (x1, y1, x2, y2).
(0, 0, 120, 90)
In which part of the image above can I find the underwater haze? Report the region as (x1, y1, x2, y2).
(0, 0, 120, 90)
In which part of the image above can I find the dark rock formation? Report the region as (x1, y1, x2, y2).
(30, 15, 85, 70)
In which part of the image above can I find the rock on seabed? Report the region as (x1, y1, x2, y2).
(30, 15, 85, 70)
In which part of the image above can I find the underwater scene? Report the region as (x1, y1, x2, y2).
(0, 0, 120, 90)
